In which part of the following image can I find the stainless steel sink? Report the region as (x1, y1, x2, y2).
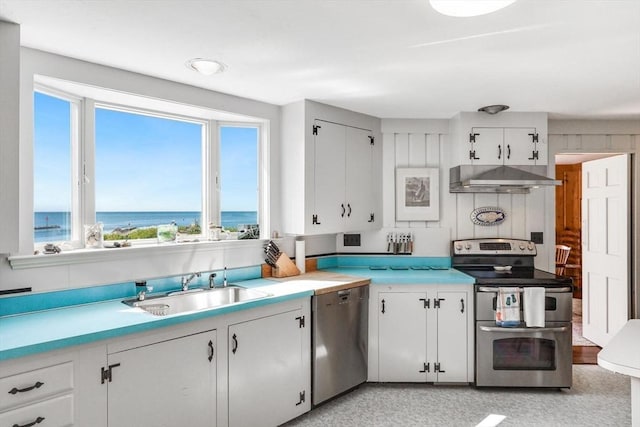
(123, 286, 272, 316)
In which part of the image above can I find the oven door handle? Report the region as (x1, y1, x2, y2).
(479, 325, 569, 333)
(476, 286, 572, 294)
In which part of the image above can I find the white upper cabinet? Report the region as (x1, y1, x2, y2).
(470, 127, 545, 165)
(0, 22, 20, 253)
(281, 100, 381, 235)
(451, 112, 548, 166)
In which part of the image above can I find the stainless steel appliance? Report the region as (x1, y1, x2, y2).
(312, 285, 369, 406)
(452, 238, 573, 388)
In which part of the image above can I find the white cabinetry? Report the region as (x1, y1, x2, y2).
(228, 308, 309, 427)
(469, 127, 545, 165)
(450, 112, 548, 167)
(0, 345, 106, 427)
(281, 100, 381, 235)
(371, 284, 473, 383)
(106, 329, 217, 427)
(312, 120, 376, 233)
(0, 21, 20, 253)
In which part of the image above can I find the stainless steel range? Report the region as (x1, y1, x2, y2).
(452, 238, 573, 388)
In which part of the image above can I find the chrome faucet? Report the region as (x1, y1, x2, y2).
(223, 267, 228, 287)
(181, 272, 201, 292)
(136, 280, 152, 301)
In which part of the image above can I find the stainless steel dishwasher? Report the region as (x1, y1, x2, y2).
(312, 285, 369, 406)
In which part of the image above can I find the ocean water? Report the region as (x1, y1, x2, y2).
(34, 211, 257, 243)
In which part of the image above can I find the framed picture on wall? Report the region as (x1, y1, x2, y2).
(395, 167, 439, 221)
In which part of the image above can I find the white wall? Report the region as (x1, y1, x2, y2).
(339, 116, 554, 272)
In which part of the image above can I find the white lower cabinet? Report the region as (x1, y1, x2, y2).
(0, 344, 106, 427)
(106, 329, 217, 427)
(372, 284, 473, 383)
(1, 297, 311, 427)
(228, 309, 309, 427)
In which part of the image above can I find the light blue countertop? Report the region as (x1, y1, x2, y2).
(322, 267, 474, 284)
(0, 283, 311, 361)
(0, 262, 474, 361)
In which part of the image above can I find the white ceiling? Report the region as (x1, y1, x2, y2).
(1, 0, 639, 120)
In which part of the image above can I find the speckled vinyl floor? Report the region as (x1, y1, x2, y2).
(284, 366, 630, 427)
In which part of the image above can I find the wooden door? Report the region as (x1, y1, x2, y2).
(556, 163, 582, 292)
(582, 155, 630, 347)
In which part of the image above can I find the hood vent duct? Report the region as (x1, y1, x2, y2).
(449, 165, 561, 194)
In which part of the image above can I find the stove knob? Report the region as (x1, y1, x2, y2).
(527, 243, 535, 251)
(464, 243, 472, 250)
(455, 244, 463, 251)
(519, 244, 526, 251)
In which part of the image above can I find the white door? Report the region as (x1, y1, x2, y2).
(582, 154, 630, 347)
(470, 127, 503, 165)
(107, 330, 217, 427)
(435, 291, 468, 383)
(228, 310, 306, 427)
(378, 292, 427, 382)
(345, 127, 374, 230)
(313, 120, 346, 234)
(503, 128, 538, 165)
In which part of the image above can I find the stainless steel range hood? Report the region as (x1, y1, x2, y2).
(449, 165, 561, 194)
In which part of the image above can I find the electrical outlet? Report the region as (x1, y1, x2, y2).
(530, 232, 543, 244)
(343, 234, 361, 247)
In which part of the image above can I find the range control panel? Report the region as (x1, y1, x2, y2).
(452, 238, 536, 256)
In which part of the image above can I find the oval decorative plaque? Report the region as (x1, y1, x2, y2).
(471, 207, 506, 226)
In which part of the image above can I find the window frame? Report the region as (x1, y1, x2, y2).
(33, 86, 83, 248)
(32, 84, 265, 252)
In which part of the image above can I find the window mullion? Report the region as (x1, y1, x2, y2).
(208, 120, 220, 228)
(81, 98, 96, 240)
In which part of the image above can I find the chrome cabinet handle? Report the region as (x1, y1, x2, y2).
(460, 298, 465, 313)
(347, 204, 352, 217)
(13, 416, 45, 427)
(341, 204, 345, 217)
(498, 145, 502, 159)
(507, 144, 511, 159)
(8, 381, 44, 395)
(381, 299, 386, 314)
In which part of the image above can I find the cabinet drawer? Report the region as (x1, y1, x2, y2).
(0, 362, 73, 411)
(0, 394, 73, 427)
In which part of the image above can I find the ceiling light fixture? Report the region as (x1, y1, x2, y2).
(185, 58, 227, 75)
(478, 104, 510, 114)
(429, 0, 517, 17)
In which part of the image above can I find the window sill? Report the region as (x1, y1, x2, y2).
(8, 239, 266, 270)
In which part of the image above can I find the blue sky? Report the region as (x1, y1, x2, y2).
(34, 92, 258, 212)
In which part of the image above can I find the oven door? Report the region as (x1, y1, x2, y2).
(476, 321, 572, 388)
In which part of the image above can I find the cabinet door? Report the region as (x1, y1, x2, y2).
(345, 127, 376, 231)
(435, 291, 468, 383)
(312, 120, 346, 233)
(503, 128, 538, 165)
(469, 127, 503, 165)
(107, 330, 217, 427)
(229, 309, 307, 427)
(378, 293, 428, 382)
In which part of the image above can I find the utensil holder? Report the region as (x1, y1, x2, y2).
(272, 253, 300, 278)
